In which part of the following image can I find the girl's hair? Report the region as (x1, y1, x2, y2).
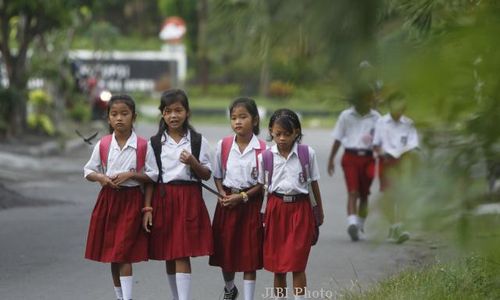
(155, 88, 195, 137)
(229, 97, 260, 135)
(268, 108, 303, 143)
(107, 94, 136, 133)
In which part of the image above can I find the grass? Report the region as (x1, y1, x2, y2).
(340, 255, 500, 300)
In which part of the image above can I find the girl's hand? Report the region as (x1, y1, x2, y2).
(221, 193, 243, 208)
(327, 159, 335, 176)
(99, 174, 119, 189)
(179, 149, 195, 166)
(142, 212, 153, 233)
(217, 190, 227, 205)
(316, 208, 325, 226)
(112, 172, 134, 186)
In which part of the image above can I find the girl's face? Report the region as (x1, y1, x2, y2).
(230, 105, 257, 137)
(270, 123, 299, 153)
(163, 101, 189, 132)
(108, 102, 135, 133)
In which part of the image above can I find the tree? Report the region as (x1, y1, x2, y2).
(0, 0, 94, 136)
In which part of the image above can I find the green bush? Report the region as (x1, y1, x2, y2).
(27, 89, 55, 135)
(68, 99, 91, 122)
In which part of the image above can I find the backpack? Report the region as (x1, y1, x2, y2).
(261, 143, 320, 245)
(99, 134, 148, 173)
(150, 129, 202, 183)
(220, 135, 266, 180)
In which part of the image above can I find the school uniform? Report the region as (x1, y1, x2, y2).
(149, 130, 214, 260)
(258, 143, 320, 273)
(332, 107, 381, 197)
(373, 114, 419, 191)
(83, 132, 159, 263)
(209, 135, 264, 272)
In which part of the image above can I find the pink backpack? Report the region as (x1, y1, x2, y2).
(220, 135, 266, 179)
(99, 134, 148, 173)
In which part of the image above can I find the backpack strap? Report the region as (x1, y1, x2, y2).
(221, 135, 234, 178)
(297, 144, 310, 182)
(189, 129, 203, 180)
(150, 134, 163, 183)
(136, 136, 147, 172)
(99, 134, 113, 173)
(255, 139, 267, 172)
(260, 149, 273, 215)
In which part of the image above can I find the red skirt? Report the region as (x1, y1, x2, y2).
(85, 186, 148, 263)
(209, 189, 263, 272)
(341, 152, 375, 197)
(149, 182, 213, 260)
(263, 194, 315, 273)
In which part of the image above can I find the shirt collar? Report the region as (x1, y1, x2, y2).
(271, 142, 298, 158)
(111, 131, 138, 150)
(231, 134, 261, 154)
(163, 129, 190, 144)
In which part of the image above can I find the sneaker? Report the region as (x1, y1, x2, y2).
(347, 224, 359, 241)
(396, 231, 410, 244)
(223, 286, 239, 300)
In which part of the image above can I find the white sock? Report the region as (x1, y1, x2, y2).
(119, 276, 133, 300)
(347, 214, 358, 226)
(243, 280, 255, 300)
(225, 279, 235, 291)
(168, 274, 179, 300)
(114, 286, 123, 300)
(357, 216, 366, 232)
(176, 273, 191, 300)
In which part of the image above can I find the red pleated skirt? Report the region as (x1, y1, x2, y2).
(263, 194, 315, 273)
(85, 186, 148, 263)
(209, 189, 263, 272)
(149, 182, 213, 260)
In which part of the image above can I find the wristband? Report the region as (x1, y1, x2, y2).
(240, 192, 249, 203)
(142, 206, 153, 213)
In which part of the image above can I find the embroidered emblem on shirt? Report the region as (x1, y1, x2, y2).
(401, 136, 408, 146)
(251, 167, 258, 180)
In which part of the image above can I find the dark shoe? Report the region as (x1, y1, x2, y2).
(347, 224, 359, 241)
(223, 286, 238, 300)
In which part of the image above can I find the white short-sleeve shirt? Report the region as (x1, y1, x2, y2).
(214, 134, 266, 189)
(159, 130, 213, 183)
(331, 107, 381, 149)
(83, 131, 159, 186)
(373, 114, 419, 158)
(257, 143, 320, 195)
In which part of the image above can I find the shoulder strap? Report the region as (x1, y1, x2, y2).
(262, 149, 274, 187)
(190, 129, 202, 162)
(136, 136, 147, 172)
(255, 139, 267, 171)
(99, 134, 113, 171)
(221, 135, 234, 176)
(150, 135, 163, 183)
(297, 144, 310, 181)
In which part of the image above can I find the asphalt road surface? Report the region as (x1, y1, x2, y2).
(0, 123, 430, 300)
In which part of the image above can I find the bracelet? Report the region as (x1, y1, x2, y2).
(141, 206, 153, 213)
(240, 192, 249, 203)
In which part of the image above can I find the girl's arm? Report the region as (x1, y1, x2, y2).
(221, 183, 264, 208)
(311, 180, 325, 226)
(86, 172, 119, 189)
(180, 149, 211, 180)
(214, 178, 227, 203)
(111, 171, 155, 186)
(142, 183, 154, 232)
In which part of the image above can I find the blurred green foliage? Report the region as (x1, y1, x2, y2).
(27, 89, 55, 135)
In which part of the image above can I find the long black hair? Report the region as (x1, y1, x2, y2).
(229, 97, 260, 135)
(107, 94, 136, 134)
(268, 108, 303, 143)
(154, 89, 196, 138)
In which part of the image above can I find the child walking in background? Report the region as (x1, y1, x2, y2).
(84, 94, 158, 300)
(209, 98, 266, 300)
(327, 88, 380, 241)
(144, 89, 213, 300)
(259, 109, 325, 300)
(373, 92, 419, 243)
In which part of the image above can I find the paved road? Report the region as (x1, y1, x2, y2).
(0, 123, 428, 299)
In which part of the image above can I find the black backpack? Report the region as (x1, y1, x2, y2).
(150, 129, 202, 183)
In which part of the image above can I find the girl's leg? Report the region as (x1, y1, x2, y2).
(119, 263, 133, 300)
(175, 257, 192, 300)
(358, 195, 368, 232)
(292, 271, 307, 300)
(221, 271, 238, 299)
(347, 191, 360, 241)
(111, 263, 123, 300)
(243, 271, 256, 300)
(166, 260, 179, 300)
(274, 273, 287, 299)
